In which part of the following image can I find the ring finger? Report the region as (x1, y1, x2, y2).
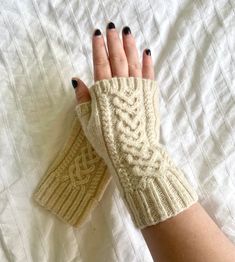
(106, 22, 128, 77)
(122, 26, 142, 77)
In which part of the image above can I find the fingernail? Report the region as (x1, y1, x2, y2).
(145, 49, 151, 56)
(94, 29, 101, 36)
(122, 26, 131, 35)
(72, 79, 78, 89)
(107, 22, 115, 29)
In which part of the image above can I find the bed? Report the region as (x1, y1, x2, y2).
(0, 0, 234, 261)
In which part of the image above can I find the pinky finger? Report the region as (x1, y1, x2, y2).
(142, 49, 154, 80)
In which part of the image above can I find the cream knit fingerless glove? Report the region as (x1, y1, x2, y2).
(76, 77, 198, 229)
(33, 115, 111, 227)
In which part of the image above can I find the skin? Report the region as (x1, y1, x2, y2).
(72, 23, 235, 262)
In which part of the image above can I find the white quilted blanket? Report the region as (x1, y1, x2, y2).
(0, 0, 235, 261)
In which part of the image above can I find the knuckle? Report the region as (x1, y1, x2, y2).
(77, 92, 88, 102)
(110, 55, 127, 64)
(128, 62, 141, 71)
(94, 58, 110, 67)
(143, 62, 153, 70)
(125, 39, 135, 49)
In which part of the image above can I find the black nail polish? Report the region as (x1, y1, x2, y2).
(107, 22, 115, 29)
(94, 29, 101, 36)
(72, 79, 78, 89)
(145, 49, 151, 56)
(122, 26, 131, 35)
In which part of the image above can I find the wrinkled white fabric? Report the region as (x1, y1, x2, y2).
(0, 0, 234, 261)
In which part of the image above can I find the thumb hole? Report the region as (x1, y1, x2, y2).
(75, 101, 91, 132)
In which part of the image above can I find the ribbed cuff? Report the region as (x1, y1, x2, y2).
(32, 117, 111, 227)
(33, 161, 110, 227)
(125, 167, 198, 229)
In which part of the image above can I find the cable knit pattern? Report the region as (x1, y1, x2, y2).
(33, 115, 111, 227)
(76, 77, 198, 229)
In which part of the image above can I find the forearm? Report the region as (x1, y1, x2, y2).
(141, 202, 235, 262)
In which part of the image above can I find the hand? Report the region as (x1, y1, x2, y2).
(71, 22, 235, 262)
(71, 22, 154, 104)
(74, 21, 198, 230)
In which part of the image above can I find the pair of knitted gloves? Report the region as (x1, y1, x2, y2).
(33, 77, 198, 229)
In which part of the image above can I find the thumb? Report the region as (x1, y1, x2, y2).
(71, 77, 91, 104)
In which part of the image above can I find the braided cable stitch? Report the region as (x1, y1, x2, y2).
(76, 77, 198, 229)
(33, 116, 111, 227)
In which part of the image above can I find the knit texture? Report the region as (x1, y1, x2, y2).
(33, 115, 111, 227)
(76, 77, 198, 229)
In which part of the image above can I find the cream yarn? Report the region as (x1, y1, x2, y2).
(76, 77, 198, 229)
(33, 115, 111, 227)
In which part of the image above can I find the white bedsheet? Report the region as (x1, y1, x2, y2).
(0, 0, 235, 261)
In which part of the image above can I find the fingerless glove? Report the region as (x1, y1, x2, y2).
(76, 77, 198, 229)
(33, 115, 111, 227)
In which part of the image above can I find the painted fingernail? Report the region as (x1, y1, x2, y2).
(123, 26, 131, 35)
(94, 29, 102, 36)
(72, 79, 78, 89)
(145, 49, 151, 56)
(107, 22, 115, 29)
